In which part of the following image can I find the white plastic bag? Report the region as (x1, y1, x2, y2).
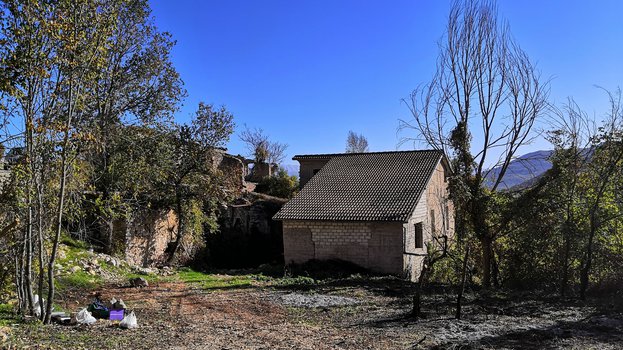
(119, 311, 137, 329)
(33, 295, 42, 318)
(33, 295, 40, 317)
(76, 308, 97, 325)
(114, 299, 127, 310)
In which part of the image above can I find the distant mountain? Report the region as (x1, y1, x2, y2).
(484, 150, 553, 190)
(280, 163, 300, 177)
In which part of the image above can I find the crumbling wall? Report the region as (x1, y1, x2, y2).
(210, 149, 247, 189)
(248, 162, 271, 182)
(124, 209, 178, 267)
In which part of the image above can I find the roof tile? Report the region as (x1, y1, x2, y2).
(273, 150, 443, 222)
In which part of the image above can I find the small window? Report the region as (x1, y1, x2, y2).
(444, 204, 450, 230)
(415, 222, 423, 249)
(430, 209, 436, 235)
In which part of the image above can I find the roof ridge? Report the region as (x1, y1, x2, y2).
(293, 149, 442, 160)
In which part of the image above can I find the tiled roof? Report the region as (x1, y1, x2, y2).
(273, 150, 444, 222)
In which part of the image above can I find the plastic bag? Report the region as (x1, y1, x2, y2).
(119, 311, 137, 329)
(113, 299, 127, 310)
(33, 295, 45, 318)
(87, 297, 109, 319)
(33, 295, 41, 317)
(76, 308, 97, 325)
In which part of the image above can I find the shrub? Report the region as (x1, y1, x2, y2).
(254, 169, 298, 199)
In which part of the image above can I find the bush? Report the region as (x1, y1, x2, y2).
(254, 169, 298, 199)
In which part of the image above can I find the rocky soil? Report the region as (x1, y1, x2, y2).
(2, 276, 623, 349)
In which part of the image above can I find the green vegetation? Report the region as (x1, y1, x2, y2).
(0, 303, 18, 327)
(56, 271, 103, 293)
(254, 168, 299, 199)
(169, 267, 321, 290)
(174, 268, 253, 290)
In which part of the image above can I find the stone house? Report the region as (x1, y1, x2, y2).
(105, 148, 249, 267)
(273, 150, 453, 281)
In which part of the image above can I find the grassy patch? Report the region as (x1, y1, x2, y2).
(174, 268, 254, 290)
(60, 234, 90, 250)
(56, 271, 103, 292)
(0, 304, 18, 327)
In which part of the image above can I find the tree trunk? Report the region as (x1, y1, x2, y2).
(102, 217, 115, 255)
(456, 245, 470, 320)
(44, 77, 73, 324)
(412, 260, 429, 319)
(491, 248, 500, 288)
(24, 204, 35, 315)
(14, 254, 23, 314)
(167, 192, 184, 265)
(480, 236, 492, 288)
(579, 214, 597, 300)
(36, 183, 46, 320)
(560, 222, 572, 297)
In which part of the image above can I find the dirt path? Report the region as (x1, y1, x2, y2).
(5, 278, 623, 349)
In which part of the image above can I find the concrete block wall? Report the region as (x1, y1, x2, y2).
(283, 220, 403, 275)
(402, 161, 454, 281)
(426, 161, 454, 240)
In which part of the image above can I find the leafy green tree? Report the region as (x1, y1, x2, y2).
(80, 0, 185, 254)
(0, 0, 186, 323)
(162, 103, 234, 263)
(254, 168, 298, 199)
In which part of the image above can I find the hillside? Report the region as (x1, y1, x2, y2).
(484, 150, 553, 190)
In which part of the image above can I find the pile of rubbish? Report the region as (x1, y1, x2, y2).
(43, 294, 138, 329)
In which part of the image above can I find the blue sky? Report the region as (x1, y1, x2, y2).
(149, 0, 623, 164)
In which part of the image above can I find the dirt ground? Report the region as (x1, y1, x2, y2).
(4, 276, 623, 349)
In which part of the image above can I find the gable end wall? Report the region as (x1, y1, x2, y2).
(297, 159, 332, 188)
(402, 160, 454, 281)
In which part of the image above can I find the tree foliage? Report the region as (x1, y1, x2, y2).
(0, 0, 234, 323)
(254, 168, 298, 199)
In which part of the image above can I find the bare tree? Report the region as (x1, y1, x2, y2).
(346, 130, 369, 153)
(239, 125, 288, 164)
(400, 0, 549, 288)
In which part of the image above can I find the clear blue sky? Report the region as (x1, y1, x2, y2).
(149, 0, 623, 164)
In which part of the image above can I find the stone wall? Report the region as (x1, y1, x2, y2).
(282, 220, 403, 275)
(124, 209, 178, 267)
(210, 149, 247, 189)
(248, 162, 271, 182)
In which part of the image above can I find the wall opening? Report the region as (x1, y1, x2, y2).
(415, 222, 423, 249)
